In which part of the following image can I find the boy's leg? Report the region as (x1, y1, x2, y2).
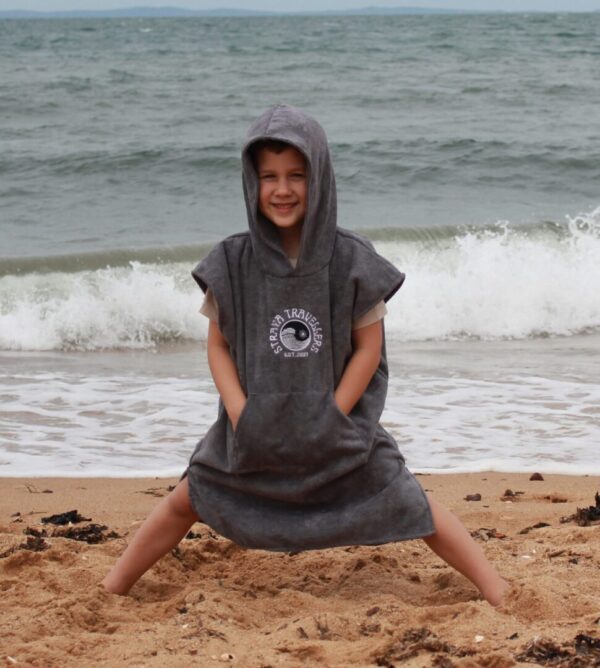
(422, 494, 509, 606)
(102, 476, 200, 596)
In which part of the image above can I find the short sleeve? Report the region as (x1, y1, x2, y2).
(191, 242, 235, 346)
(199, 289, 219, 321)
(348, 235, 405, 322)
(352, 300, 387, 330)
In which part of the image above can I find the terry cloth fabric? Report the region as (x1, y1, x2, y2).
(184, 104, 434, 551)
(199, 287, 387, 330)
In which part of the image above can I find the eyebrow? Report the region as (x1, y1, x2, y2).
(258, 166, 306, 175)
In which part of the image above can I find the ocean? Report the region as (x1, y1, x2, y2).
(1, 13, 599, 476)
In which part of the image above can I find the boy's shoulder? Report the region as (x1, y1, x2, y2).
(205, 229, 381, 266)
(334, 227, 379, 258)
(194, 232, 249, 272)
(202, 232, 251, 261)
(219, 231, 252, 251)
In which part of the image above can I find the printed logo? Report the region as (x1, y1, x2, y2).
(269, 307, 323, 357)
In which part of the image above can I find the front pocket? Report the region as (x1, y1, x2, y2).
(230, 389, 369, 474)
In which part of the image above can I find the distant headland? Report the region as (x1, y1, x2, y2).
(0, 6, 494, 19)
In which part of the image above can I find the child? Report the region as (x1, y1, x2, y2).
(102, 104, 509, 606)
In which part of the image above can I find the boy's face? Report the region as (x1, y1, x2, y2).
(256, 145, 307, 234)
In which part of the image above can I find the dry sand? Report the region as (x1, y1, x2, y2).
(1, 472, 599, 667)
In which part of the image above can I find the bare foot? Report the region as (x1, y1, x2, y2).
(101, 572, 131, 596)
(482, 577, 511, 607)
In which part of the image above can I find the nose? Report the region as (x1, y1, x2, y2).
(274, 177, 292, 194)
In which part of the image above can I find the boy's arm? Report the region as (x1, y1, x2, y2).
(334, 320, 382, 415)
(207, 319, 247, 430)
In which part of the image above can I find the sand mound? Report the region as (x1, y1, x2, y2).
(1, 473, 599, 666)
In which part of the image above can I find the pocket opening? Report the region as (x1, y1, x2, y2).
(229, 389, 368, 474)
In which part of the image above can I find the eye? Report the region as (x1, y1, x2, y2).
(291, 172, 306, 180)
(259, 173, 276, 180)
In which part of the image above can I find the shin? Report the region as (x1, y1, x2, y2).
(101, 477, 199, 596)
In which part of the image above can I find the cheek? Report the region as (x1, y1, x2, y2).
(258, 184, 271, 210)
(298, 185, 308, 210)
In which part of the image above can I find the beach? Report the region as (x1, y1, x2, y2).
(2, 11, 600, 666)
(1, 472, 599, 666)
(2, 12, 600, 479)
(3, 334, 600, 478)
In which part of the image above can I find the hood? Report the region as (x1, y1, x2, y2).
(241, 104, 337, 277)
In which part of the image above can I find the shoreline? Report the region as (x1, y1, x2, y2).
(3, 333, 600, 478)
(2, 462, 600, 478)
(2, 472, 599, 666)
(2, 471, 598, 533)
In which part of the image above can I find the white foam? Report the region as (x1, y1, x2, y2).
(381, 205, 600, 341)
(1, 337, 599, 477)
(384, 370, 600, 475)
(0, 370, 218, 477)
(0, 261, 207, 351)
(1, 206, 599, 351)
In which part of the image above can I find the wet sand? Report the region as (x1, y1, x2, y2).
(3, 335, 600, 478)
(1, 472, 599, 666)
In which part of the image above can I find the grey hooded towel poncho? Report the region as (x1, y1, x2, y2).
(184, 104, 435, 551)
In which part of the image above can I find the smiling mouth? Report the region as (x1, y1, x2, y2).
(272, 203, 297, 211)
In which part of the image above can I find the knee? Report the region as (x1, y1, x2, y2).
(167, 479, 197, 520)
(426, 492, 441, 512)
(425, 493, 441, 531)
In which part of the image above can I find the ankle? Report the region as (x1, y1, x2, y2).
(481, 577, 510, 607)
(101, 571, 132, 596)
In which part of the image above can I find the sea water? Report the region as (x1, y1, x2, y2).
(1, 13, 599, 476)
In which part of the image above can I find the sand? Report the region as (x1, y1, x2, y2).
(1, 472, 599, 667)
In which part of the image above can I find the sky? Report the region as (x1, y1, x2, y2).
(2, 1, 600, 12)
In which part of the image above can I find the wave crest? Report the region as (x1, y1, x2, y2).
(1, 207, 599, 351)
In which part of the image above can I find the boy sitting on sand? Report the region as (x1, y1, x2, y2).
(102, 104, 509, 606)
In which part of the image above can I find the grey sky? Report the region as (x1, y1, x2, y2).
(2, 0, 600, 11)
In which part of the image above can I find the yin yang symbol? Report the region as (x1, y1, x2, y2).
(279, 320, 311, 352)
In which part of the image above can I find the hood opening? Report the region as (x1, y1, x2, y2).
(241, 104, 337, 277)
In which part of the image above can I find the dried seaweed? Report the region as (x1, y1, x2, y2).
(24, 523, 119, 544)
(0, 532, 50, 558)
(501, 489, 525, 501)
(185, 530, 203, 540)
(519, 522, 551, 535)
(560, 493, 600, 527)
(20, 535, 49, 552)
(52, 523, 120, 544)
(516, 634, 600, 666)
(24, 484, 53, 494)
(41, 510, 91, 525)
(516, 637, 571, 664)
(374, 627, 474, 666)
(574, 634, 600, 658)
(470, 527, 507, 541)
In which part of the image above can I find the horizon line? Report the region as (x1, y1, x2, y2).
(2, 5, 599, 18)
